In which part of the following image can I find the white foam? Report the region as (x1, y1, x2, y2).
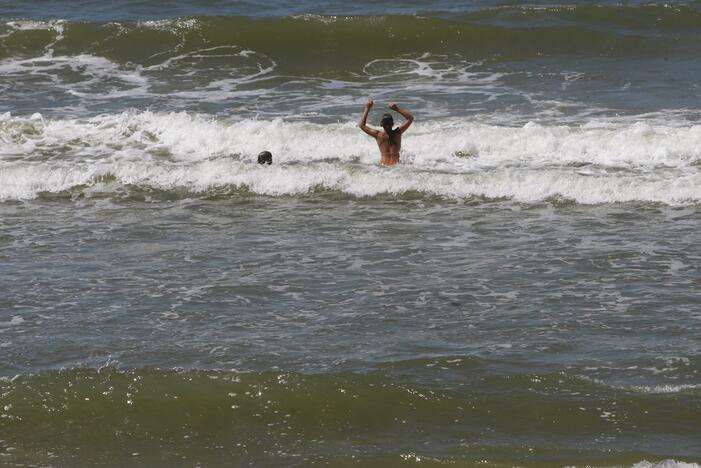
(0, 316, 24, 327)
(0, 53, 150, 99)
(630, 384, 701, 394)
(136, 18, 200, 31)
(363, 54, 502, 85)
(575, 375, 701, 395)
(633, 461, 701, 468)
(1, 111, 701, 204)
(142, 45, 277, 96)
(4, 20, 65, 54)
(0, 42, 275, 102)
(291, 14, 361, 25)
(5, 20, 64, 37)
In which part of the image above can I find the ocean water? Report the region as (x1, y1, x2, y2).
(1, 1, 700, 466)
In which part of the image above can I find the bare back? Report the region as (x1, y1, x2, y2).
(375, 130, 402, 166)
(358, 100, 414, 166)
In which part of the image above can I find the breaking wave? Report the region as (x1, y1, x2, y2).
(2, 111, 701, 204)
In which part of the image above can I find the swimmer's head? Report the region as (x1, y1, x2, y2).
(380, 113, 399, 146)
(257, 150, 272, 165)
(380, 113, 394, 131)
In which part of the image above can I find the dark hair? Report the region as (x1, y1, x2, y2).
(380, 113, 398, 147)
(257, 151, 272, 165)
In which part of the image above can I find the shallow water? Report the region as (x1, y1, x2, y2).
(1, 198, 700, 465)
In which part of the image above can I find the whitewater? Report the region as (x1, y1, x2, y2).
(2, 111, 701, 204)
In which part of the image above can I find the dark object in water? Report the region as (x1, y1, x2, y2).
(258, 151, 273, 165)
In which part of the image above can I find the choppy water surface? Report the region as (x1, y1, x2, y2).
(5, 198, 699, 374)
(1, 0, 701, 466)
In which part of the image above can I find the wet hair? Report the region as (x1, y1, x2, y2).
(380, 113, 399, 147)
(257, 150, 272, 165)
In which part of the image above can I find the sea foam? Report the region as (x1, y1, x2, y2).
(1, 111, 701, 204)
(633, 461, 701, 468)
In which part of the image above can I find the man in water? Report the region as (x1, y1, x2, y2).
(359, 99, 414, 166)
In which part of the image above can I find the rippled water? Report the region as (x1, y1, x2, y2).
(1, 198, 700, 465)
(2, 198, 700, 375)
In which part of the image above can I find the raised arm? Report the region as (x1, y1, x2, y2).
(359, 98, 379, 137)
(388, 103, 414, 134)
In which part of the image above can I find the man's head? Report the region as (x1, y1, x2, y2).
(257, 151, 273, 165)
(380, 113, 394, 132)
